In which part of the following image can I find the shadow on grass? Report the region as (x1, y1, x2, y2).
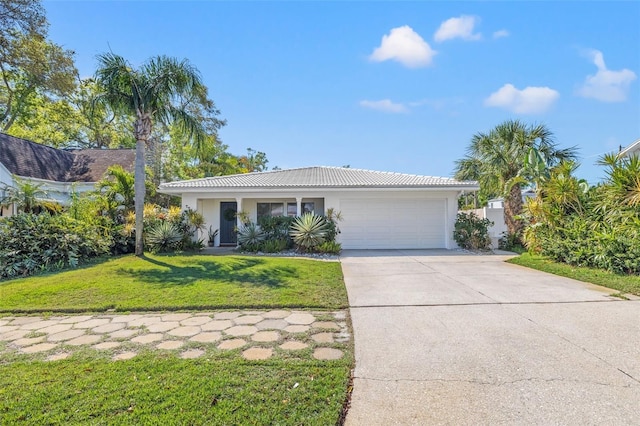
(116, 256, 298, 288)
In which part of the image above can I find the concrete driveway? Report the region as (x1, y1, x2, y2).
(342, 250, 640, 425)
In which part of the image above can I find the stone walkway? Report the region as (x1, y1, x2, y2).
(0, 310, 350, 362)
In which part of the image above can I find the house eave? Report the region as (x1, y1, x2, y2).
(157, 184, 480, 195)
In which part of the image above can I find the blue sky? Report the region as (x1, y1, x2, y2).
(44, 1, 639, 184)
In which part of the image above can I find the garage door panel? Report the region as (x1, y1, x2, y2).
(339, 198, 446, 249)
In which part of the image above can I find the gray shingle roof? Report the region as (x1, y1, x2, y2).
(0, 133, 135, 183)
(159, 166, 478, 190)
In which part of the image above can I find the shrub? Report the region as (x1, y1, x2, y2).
(453, 212, 493, 250)
(146, 221, 182, 253)
(317, 241, 342, 254)
(261, 238, 289, 253)
(0, 213, 111, 279)
(290, 213, 330, 252)
(237, 223, 265, 252)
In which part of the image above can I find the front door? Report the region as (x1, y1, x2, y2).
(219, 202, 237, 245)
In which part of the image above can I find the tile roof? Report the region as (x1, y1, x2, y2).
(159, 166, 479, 190)
(0, 133, 135, 183)
(619, 138, 640, 158)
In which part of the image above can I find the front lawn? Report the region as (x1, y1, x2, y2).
(0, 254, 347, 312)
(508, 252, 640, 296)
(0, 253, 352, 424)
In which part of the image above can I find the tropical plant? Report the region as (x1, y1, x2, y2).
(0, 178, 59, 213)
(207, 226, 219, 247)
(97, 165, 135, 216)
(146, 221, 182, 253)
(237, 222, 265, 251)
(453, 212, 493, 250)
(93, 52, 209, 255)
(317, 240, 342, 254)
(290, 213, 330, 252)
(454, 120, 578, 243)
(324, 207, 343, 242)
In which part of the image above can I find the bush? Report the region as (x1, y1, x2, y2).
(290, 213, 330, 252)
(146, 221, 183, 253)
(453, 212, 493, 250)
(317, 241, 342, 254)
(0, 213, 111, 279)
(237, 223, 265, 252)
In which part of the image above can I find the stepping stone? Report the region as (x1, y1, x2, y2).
(92, 323, 126, 334)
(73, 319, 110, 329)
(0, 329, 30, 341)
(190, 332, 222, 343)
(113, 352, 137, 361)
(263, 310, 290, 319)
(335, 332, 351, 343)
(217, 339, 246, 350)
(93, 342, 121, 350)
(131, 334, 163, 344)
(127, 317, 161, 327)
(242, 347, 272, 360)
(225, 325, 258, 337)
(284, 325, 310, 333)
(284, 313, 315, 325)
(156, 341, 184, 350)
(9, 317, 42, 326)
(214, 312, 241, 320)
(234, 315, 263, 325)
(109, 329, 139, 339)
(110, 315, 143, 323)
(13, 336, 46, 346)
(147, 322, 180, 333)
(161, 313, 192, 322)
(0, 325, 20, 335)
(47, 352, 71, 361)
(0, 319, 8, 327)
(180, 349, 205, 359)
(21, 320, 60, 330)
(22, 343, 58, 353)
(313, 348, 343, 360)
(280, 341, 309, 351)
(180, 317, 211, 326)
(256, 319, 288, 330)
(312, 333, 334, 344)
(39, 324, 73, 335)
(333, 311, 347, 320)
(201, 320, 232, 331)
(48, 329, 85, 342)
(312, 321, 340, 330)
(59, 316, 93, 324)
(168, 326, 201, 337)
(251, 331, 279, 342)
(66, 334, 102, 346)
(195, 312, 213, 316)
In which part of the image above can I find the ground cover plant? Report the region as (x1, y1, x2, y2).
(0, 253, 352, 424)
(508, 252, 640, 296)
(0, 254, 347, 312)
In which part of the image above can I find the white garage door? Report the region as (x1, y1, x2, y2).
(338, 198, 446, 249)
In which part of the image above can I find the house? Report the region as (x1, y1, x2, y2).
(619, 138, 640, 158)
(0, 133, 135, 216)
(158, 166, 479, 249)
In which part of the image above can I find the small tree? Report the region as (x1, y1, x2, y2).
(453, 212, 493, 251)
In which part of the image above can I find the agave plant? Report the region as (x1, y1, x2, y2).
(146, 221, 182, 253)
(290, 213, 330, 251)
(237, 223, 265, 251)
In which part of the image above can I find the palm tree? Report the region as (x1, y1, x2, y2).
(0, 178, 55, 214)
(454, 120, 578, 239)
(97, 165, 135, 216)
(94, 53, 207, 255)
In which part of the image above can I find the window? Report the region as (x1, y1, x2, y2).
(302, 202, 315, 214)
(287, 203, 297, 217)
(257, 203, 284, 220)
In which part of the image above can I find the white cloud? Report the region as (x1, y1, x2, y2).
(576, 49, 637, 102)
(434, 15, 482, 42)
(359, 99, 408, 113)
(369, 25, 436, 68)
(492, 29, 509, 39)
(484, 83, 559, 114)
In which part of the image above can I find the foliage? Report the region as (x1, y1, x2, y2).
(207, 225, 219, 246)
(498, 232, 525, 252)
(145, 221, 182, 253)
(453, 212, 493, 250)
(290, 213, 330, 252)
(258, 215, 294, 243)
(237, 222, 266, 252)
(0, 177, 59, 213)
(0, 254, 348, 310)
(317, 240, 342, 254)
(454, 120, 578, 241)
(0, 212, 111, 279)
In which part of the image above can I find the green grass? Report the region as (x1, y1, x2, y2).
(0, 354, 351, 425)
(0, 254, 347, 313)
(508, 252, 640, 296)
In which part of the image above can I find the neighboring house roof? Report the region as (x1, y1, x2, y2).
(0, 133, 135, 183)
(619, 138, 640, 158)
(159, 166, 479, 192)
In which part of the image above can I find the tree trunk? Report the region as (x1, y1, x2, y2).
(134, 114, 152, 256)
(504, 183, 524, 237)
